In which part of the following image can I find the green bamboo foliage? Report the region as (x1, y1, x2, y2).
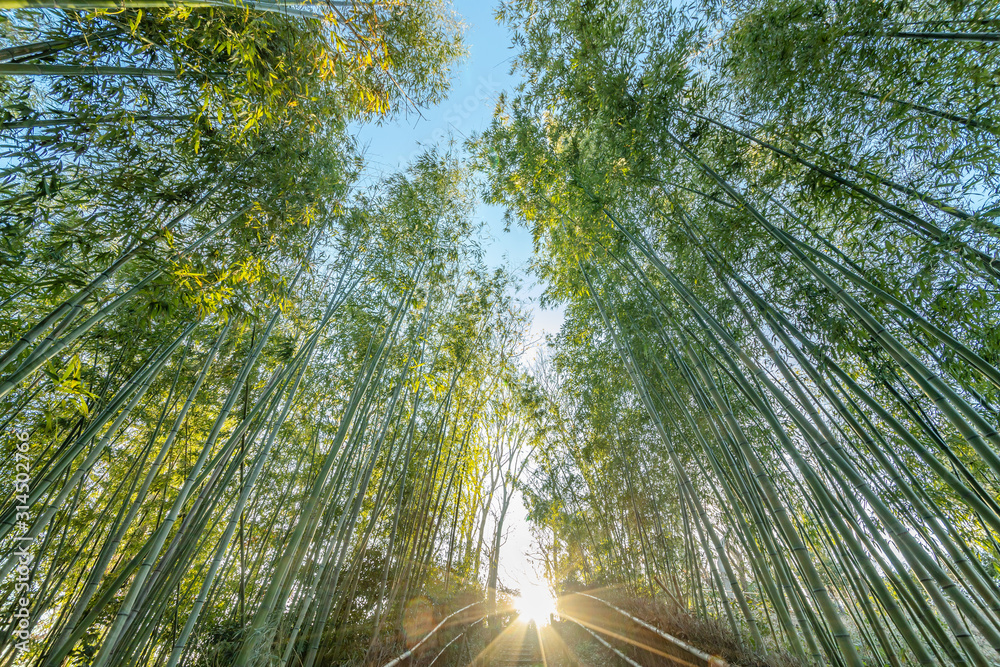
(0, 150, 533, 666)
(486, 0, 1000, 664)
(7, 0, 1000, 665)
(0, 4, 550, 664)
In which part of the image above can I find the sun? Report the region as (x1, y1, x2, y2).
(514, 581, 558, 625)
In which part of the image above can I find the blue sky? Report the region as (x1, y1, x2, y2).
(354, 3, 563, 596)
(352, 2, 523, 269)
(352, 3, 565, 351)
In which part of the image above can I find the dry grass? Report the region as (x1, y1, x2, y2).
(548, 618, 637, 666)
(600, 590, 802, 667)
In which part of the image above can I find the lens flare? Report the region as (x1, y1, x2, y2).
(514, 581, 557, 625)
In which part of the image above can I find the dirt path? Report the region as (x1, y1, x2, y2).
(470, 617, 544, 666)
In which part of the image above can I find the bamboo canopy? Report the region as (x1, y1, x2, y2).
(1, 0, 1000, 665)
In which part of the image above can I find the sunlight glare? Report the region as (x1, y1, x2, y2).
(514, 581, 557, 625)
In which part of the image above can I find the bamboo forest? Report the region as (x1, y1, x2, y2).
(1, 0, 1000, 665)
